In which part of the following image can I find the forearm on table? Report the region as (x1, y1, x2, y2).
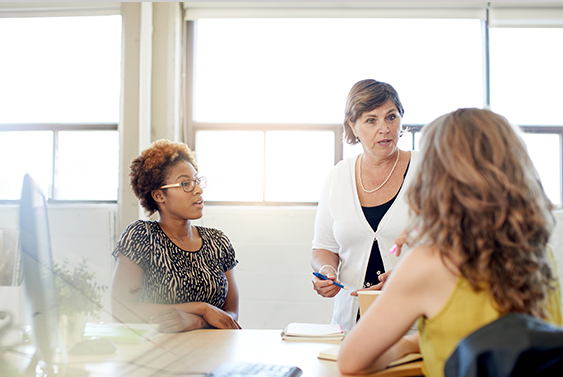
(370, 336, 420, 372)
(341, 335, 419, 375)
(221, 300, 239, 322)
(181, 312, 213, 330)
(111, 299, 213, 323)
(222, 310, 238, 323)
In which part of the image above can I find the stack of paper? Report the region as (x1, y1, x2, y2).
(281, 323, 344, 342)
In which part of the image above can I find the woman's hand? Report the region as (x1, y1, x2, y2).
(150, 308, 205, 333)
(202, 304, 242, 329)
(311, 250, 342, 298)
(391, 229, 409, 257)
(312, 266, 342, 298)
(349, 270, 392, 296)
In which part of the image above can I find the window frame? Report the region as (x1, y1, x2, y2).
(190, 121, 342, 206)
(519, 126, 563, 206)
(184, 16, 445, 205)
(485, 20, 563, 206)
(0, 123, 119, 204)
(185, 14, 563, 206)
(0, 3, 123, 203)
(0, 3, 122, 203)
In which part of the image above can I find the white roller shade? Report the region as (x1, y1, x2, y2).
(183, 2, 488, 20)
(0, 2, 121, 18)
(182, 2, 563, 27)
(489, 6, 563, 27)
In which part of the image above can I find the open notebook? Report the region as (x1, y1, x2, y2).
(281, 323, 344, 342)
(318, 344, 422, 367)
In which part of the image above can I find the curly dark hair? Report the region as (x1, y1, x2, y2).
(407, 108, 556, 319)
(129, 139, 197, 216)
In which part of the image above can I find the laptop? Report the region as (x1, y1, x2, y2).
(209, 362, 302, 377)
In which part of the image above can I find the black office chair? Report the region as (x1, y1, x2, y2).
(444, 312, 563, 377)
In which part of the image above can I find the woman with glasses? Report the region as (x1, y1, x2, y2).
(311, 79, 422, 331)
(110, 139, 241, 332)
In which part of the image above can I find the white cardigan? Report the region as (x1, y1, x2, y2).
(312, 151, 421, 331)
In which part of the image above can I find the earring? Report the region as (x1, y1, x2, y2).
(355, 137, 360, 143)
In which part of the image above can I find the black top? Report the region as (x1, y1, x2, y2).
(362, 196, 397, 288)
(361, 159, 411, 288)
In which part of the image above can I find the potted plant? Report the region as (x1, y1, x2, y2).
(53, 257, 107, 349)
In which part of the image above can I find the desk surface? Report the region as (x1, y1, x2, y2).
(6, 329, 422, 377)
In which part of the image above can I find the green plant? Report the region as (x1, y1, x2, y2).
(53, 258, 107, 318)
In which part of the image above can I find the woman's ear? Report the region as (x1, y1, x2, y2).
(152, 189, 165, 204)
(348, 119, 358, 138)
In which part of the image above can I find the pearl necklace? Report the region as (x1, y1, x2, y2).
(358, 150, 400, 193)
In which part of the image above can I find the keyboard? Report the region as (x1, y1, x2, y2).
(209, 362, 303, 377)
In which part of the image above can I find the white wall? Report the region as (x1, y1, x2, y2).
(193, 206, 334, 328)
(2, 206, 562, 331)
(0, 204, 333, 330)
(0, 204, 119, 327)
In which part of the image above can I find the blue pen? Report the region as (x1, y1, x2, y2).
(313, 272, 348, 290)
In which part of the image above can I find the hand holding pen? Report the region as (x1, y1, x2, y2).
(312, 269, 348, 298)
(313, 272, 348, 290)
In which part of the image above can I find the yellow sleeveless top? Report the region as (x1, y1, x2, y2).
(417, 250, 562, 377)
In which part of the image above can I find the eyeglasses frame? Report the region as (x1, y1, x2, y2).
(158, 177, 206, 193)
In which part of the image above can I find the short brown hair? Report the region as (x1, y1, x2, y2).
(343, 79, 405, 145)
(129, 139, 197, 216)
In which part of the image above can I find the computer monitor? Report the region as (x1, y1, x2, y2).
(19, 174, 60, 375)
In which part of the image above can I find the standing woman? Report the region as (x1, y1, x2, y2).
(311, 79, 421, 331)
(111, 139, 241, 332)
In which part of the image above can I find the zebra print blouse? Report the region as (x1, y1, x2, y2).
(112, 220, 237, 309)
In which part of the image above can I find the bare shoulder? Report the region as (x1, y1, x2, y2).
(392, 245, 447, 278)
(386, 245, 458, 298)
(386, 245, 459, 318)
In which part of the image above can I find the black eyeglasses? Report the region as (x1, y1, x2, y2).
(159, 177, 207, 193)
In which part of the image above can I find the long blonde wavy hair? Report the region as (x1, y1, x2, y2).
(407, 108, 556, 318)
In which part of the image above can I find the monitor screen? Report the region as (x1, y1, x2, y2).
(19, 173, 59, 370)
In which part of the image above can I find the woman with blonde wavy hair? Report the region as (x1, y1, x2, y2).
(338, 108, 562, 377)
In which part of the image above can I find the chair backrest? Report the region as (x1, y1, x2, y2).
(444, 312, 563, 377)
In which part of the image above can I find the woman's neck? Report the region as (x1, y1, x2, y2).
(361, 149, 399, 170)
(157, 217, 194, 241)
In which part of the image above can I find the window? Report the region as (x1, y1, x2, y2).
(0, 15, 122, 201)
(196, 130, 335, 203)
(489, 28, 563, 205)
(190, 18, 484, 203)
